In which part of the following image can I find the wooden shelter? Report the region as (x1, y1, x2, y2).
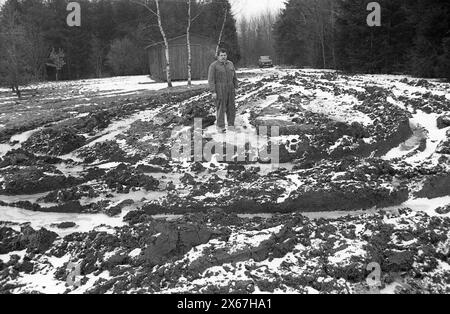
(146, 34, 216, 82)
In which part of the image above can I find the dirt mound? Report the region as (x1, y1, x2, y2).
(77, 141, 139, 164)
(22, 126, 86, 156)
(435, 204, 450, 214)
(437, 115, 450, 129)
(399, 93, 450, 113)
(416, 173, 450, 199)
(143, 220, 226, 266)
(0, 166, 81, 195)
(2, 207, 450, 294)
(0, 149, 63, 168)
(105, 199, 134, 217)
(280, 185, 408, 213)
(71, 111, 111, 134)
(180, 99, 216, 128)
(139, 157, 408, 215)
(104, 163, 159, 193)
(437, 139, 450, 154)
(50, 222, 77, 229)
(38, 185, 99, 203)
(0, 226, 58, 254)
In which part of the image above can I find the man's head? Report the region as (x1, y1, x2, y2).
(217, 48, 228, 63)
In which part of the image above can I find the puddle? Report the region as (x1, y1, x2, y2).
(0, 205, 130, 237)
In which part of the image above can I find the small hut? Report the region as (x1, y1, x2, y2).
(145, 34, 216, 82)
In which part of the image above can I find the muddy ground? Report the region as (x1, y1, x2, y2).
(0, 68, 449, 294)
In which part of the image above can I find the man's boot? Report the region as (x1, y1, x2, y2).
(216, 125, 226, 133)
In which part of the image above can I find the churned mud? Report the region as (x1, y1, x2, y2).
(0, 68, 449, 293)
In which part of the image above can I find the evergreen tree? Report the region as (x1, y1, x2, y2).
(407, 0, 450, 78)
(195, 0, 240, 63)
(0, 0, 34, 97)
(107, 36, 143, 76)
(274, 0, 336, 68)
(335, 0, 414, 73)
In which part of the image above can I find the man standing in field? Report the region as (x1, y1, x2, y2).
(208, 48, 238, 133)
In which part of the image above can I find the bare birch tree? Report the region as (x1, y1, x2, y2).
(132, 0, 172, 87)
(185, 0, 205, 86)
(186, 0, 192, 85)
(216, 5, 228, 55)
(48, 48, 66, 81)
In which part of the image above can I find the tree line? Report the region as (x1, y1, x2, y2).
(1, 0, 449, 98)
(0, 0, 239, 95)
(238, 10, 280, 66)
(272, 0, 450, 79)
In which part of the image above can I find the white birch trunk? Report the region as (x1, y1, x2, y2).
(155, 0, 172, 87)
(187, 0, 192, 86)
(216, 7, 228, 55)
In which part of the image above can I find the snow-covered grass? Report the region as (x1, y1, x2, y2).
(0, 126, 44, 157)
(403, 196, 450, 217)
(1, 75, 207, 103)
(405, 111, 449, 164)
(0, 74, 208, 140)
(306, 92, 373, 126)
(0, 205, 129, 237)
(0, 249, 27, 263)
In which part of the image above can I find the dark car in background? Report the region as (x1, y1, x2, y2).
(258, 56, 273, 68)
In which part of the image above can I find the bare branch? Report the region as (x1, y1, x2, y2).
(130, 0, 158, 16)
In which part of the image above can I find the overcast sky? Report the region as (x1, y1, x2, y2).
(231, 0, 286, 20)
(0, 0, 287, 20)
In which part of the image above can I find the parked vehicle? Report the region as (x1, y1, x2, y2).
(258, 56, 273, 68)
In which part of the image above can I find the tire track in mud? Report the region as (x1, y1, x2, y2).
(0, 69, 449, 293)
(0, 68, 449, 232)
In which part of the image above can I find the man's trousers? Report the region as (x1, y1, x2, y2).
(215, 86, 236, 129)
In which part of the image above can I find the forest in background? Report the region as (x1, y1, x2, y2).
(0, 0, 239, 85)
(274, 0, 450, 79)
(0, 0, 449, 92)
